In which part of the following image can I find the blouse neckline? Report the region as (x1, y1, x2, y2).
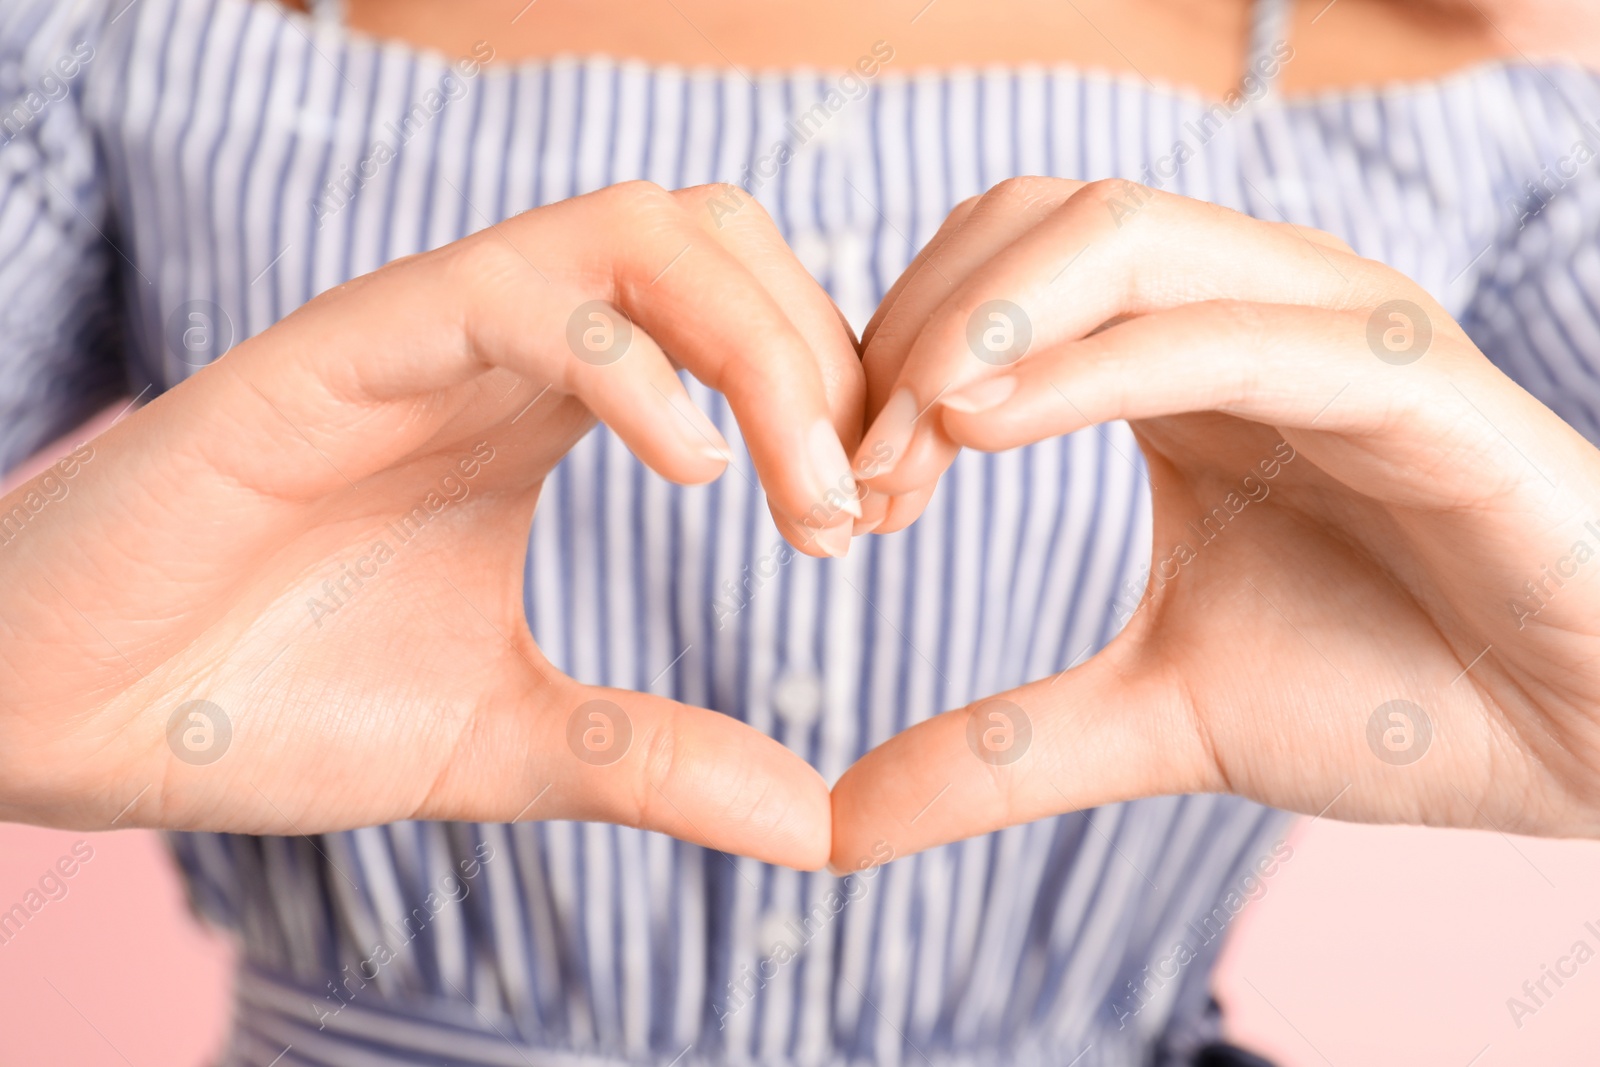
(268, 0, 1592, 113)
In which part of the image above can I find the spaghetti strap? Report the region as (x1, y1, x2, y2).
(1243, 0, 1293, 98)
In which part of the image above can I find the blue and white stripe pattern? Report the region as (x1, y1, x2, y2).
(4, 0, 1600, 1063)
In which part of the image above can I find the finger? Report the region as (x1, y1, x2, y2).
(233, 182, 862, 547)
(672, 185, 868, 556)
(565, 185, 861, 551)
(858, 180, 1391, 497)
(863, 180, 1081, 404)
(855, 488, 890, 535)
(422, 666, 833, 871)
(675, 185, 865, 448)
(858, 193, 982, 376)
(468, 272, 808, 502)
(859, 198, 975, 355)
(857, 179, 1082, 477)
(536, 300, 735, 484)
(936, 301, 1470, 457)
(829, 634, 1215, 868)
(873, 482, 936, 536)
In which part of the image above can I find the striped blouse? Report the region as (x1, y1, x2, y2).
(4, 0, 1600, 1064)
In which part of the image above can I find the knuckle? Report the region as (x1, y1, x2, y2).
(1078, 176, 1156, 212)
(600, 179, 682, 227)
(980, 175, 1070, 215)
(683, 181, 770, 230)
(1197, 298, 1272, 340)
(629, 712, 682, 831)
(436, 236, 527, 359)
(609, 177, 673, 205)
(685, 181, 754, 209)
(1300, 224, 1356, 255)
(595, 182, 699, 290)
(450, 230, 522, 293)
(1073, 178, 1169, 245)
(701, 180, 744, 201)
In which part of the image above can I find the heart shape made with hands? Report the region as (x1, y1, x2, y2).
(510, 176, 1600, 877)
(11, 178, 1598, 874)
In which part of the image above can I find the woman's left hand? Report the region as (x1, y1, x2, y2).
(831, 177, 1600, 868)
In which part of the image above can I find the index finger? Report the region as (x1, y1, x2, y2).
(856, 180, 1380, 499)
(572, 182, 862, 555)
(673, 184, 867, 554)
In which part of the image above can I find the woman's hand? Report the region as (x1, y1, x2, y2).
(831, 177, 1600, 868)
(0, 181, 863, 871)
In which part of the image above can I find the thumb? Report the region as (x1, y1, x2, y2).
(420, 669, 834, 872)
(828, 639, 1216, 870)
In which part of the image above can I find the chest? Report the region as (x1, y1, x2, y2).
(95, 20, 1500, 392)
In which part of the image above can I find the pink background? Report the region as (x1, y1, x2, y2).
(1, 818, 1597, 1065)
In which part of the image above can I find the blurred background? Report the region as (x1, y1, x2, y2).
(1, 817, 1597, 1065)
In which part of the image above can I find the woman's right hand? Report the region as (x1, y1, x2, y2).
(0, 181, 862, 870)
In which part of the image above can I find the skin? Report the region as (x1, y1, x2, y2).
(0, 185, 862, 869)
(830, 179, 1600, 868)
(2, 1, 1598, 873)
(325, 0, 1523, 97)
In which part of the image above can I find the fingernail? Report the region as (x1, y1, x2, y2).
(814, 521, 852, 558)
(941, 375, 1017, 414)
(807, 419, 861, 519)
(676, 399, 732, 457)
(863, 388, 919, 476)
(851, 515, 881, 536)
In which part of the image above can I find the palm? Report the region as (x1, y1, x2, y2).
(172, 423, 574, 830)
(1126, 409, 1526, 829)
(7, 374, 583, 831)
